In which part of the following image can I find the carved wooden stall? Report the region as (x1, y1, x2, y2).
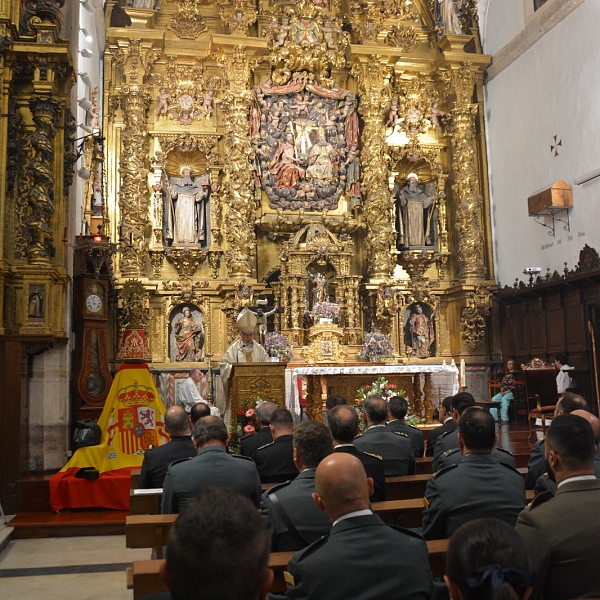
(498, 245, 600, 413)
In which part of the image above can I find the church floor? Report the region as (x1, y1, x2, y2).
(0, 533, 150, 599)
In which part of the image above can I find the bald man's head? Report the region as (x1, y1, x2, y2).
(165, 405, 190, 436)
(572, 409, 600, 445)
(313, 453, 373, 522)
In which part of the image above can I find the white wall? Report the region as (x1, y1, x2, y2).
(479, 0, 524, 57)
(484, 0, 600, 285)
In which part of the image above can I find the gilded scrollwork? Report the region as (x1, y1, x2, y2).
(219, 46, 258, 277)
(165, 246, 208, 278)
(20, 95, 59, 264)
(118, 279, 151, 335)
(168, 0, 207, 39)
(7, 97, 25, 196)
(19, 0, 65, 36)
(265, 9, 349, 86)
(118, 86, 151, 277)
(219, 0, 257, 35)
(385, 25, 418, 52)
(460, 285, 492, 348)
(450, 63, 485, 278)
(63, 108, 77, 196)
(352, 58, 395, 278)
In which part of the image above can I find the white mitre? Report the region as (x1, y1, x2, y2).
(236, 308, 257, 334)
(407, 172, 419, 181)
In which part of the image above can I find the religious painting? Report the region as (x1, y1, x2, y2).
(403, 302, 435, 358)
(27, 284, 45, 321)
(319, 339, 333, 358)
(169, 305, 205, 362)
(251, 72, 360, 211)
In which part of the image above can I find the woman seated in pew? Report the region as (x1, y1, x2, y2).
(490, 362, 516, 425)
(445, 518, 534, 600)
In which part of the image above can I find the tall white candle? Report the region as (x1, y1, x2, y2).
(460, 359, 466, 387)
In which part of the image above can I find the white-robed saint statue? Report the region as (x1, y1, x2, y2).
(164, 168, 209, 245)
(219, 308, 269, 423)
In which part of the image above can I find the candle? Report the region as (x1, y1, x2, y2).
(442, 359, 446, 366)
(451, 358, 455, 367)
(460, 359, 466, 387)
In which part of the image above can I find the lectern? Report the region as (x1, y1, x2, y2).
(230, 362, 286, 425)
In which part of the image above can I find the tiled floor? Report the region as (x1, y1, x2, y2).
(0, 527, 150, 600)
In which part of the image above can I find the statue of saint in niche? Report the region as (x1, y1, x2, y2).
(435, 0, 464, 36)
(394, 173, 437, 250)
(404, 304, 435, 358)
(171, 306, 205, 362)
(163, 168, 210, 246)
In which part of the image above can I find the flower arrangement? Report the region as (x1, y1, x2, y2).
(264, 331, 293, 363)
(229, 397, 266, 455)
(310, 301, 341, 321)
(354, 376, 424, 431)
(358, 332, 394, 363)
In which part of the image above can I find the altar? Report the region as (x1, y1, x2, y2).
(286, 364, 459, 422)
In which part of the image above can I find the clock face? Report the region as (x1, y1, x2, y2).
(86, 294, 103, 314)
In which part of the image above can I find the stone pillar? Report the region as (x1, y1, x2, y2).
(352, 58, 396, 279)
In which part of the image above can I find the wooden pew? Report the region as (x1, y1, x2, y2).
(130, 489, 162, 515)
(129, 540, 451, 599)
(130, 467, 141, 490)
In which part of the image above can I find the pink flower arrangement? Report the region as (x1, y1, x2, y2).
(245, 408, 256, 418)
(243, 424, 256, 435)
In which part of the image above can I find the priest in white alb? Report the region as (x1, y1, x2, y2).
(219, 308, 269, 423)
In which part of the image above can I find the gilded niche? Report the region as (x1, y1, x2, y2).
(251, 73, 360, 211)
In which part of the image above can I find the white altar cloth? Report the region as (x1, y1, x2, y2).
(286, 364, 459, 416)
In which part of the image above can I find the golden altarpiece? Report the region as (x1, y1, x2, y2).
(96, 0, 497, 413)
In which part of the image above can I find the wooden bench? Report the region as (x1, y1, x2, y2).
(126, 498, 429, 556)
(130, 467, 141, 489)
(128, 540, 451, 599)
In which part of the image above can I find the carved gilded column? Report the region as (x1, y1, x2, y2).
(450, 63, 485, 279)
(118, 86, 151, 277)
(352, 58, 395, 279)
(219, 46, 257, 278)
(17, 96, 59, 264)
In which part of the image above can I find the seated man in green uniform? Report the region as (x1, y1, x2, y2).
(422, 408, 525, 540)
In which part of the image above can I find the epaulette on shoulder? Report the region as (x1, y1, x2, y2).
(440, 430, 453, 439)
(362, 451, 383, 461)
(233, 453, 255, 462)
(442, 448, 460, 457)
(393, 431, 409, 438)
(264, 480, 291, 496)
(353, 433, 363, 439)
(498, 460, 521, 474)
(257, 441, 275, 451)
(432, 463, 458, 479)
(496, 447, 514, 455)
(526, 490, 553, 510)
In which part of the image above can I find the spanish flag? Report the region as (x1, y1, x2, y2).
(49, 363, 168, 511)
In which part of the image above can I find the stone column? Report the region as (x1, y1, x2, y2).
(352, 58, 396, 279)
(118, 86, 151, 277)
(450, 63, 486, 279)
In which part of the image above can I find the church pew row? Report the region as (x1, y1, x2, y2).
(126, 491, 534, 558)
(129, 454, 531, 492)
(127, 539, 451, 599)
(129, 468, 528, 515)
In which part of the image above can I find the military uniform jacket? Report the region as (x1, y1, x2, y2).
(516, 478, 600, 600)
(386, 420, 424, 458)
(432, 428, 458, 471)
(240, 426, 273, 460)
(422, 453, 526, 540)
(255, 434, 298, 484)
(353, 426, 415, 476)
(138, 435, 196, 489)
(284, 513, 432, 600)
(261, 469, 332, 552)
(524, 438, 545, 489)
(161, 445, 261, 513)
(333, 445, 386, 502)
(425, 419, 456, 457)
(532, 450, 600, 497)
(435, 446, 516, 471)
